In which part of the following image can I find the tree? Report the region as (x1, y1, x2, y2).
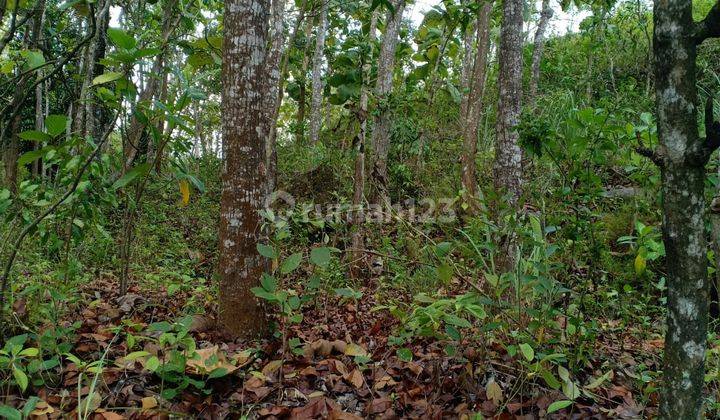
(308, 0, 329, 144)
(218, 0, 274, 337)
(460, 1, 492, 213)
(370, 0, 406, 205)
(528, 0, 552, 100)
(493, 0, 523, 204)
(349, 8, 378, 277)
(637, 0, 720, 417)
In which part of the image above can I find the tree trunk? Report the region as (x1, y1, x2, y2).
(459, 19, 476, 120)
(308, 0, 328, 144)
(651, 0, 720, 416)
(295, 19, 314, 143)
(460, 2, 492, 213)
(264, 0, 288, 196)
(528, 0, 552, 101)
(122, 0, 180, 170)
(219, 0, 273, 338)
(370, 0, 406, 205)
(493, 0, 524, 204)
(349, 9, 378, 278)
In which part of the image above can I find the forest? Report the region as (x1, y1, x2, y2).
(0, 0, 719, 417)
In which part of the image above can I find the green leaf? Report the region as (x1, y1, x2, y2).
(45, 115, 69, 137)
(547, 400, 573, 414)
(18, 130, 51, 142)
(519, 343, 535, 361)
(443, 313, 471, 328)
(21, 49, 45, 70)
(12, 366, 28, 391)
(251, 287, 277, 301)
(107, 27, 136, 49)
(310, 247, 332, 267)
(17, 150, 44, 166)
(145, 356, 160, 371)
(397, 348, 413, 362)
(92, 72, 124, 86)
(260, 273, 277, 292)
(0, 405, 21, 420)
(257, 243, 277, 259)
(21, 397, 39, 418)
(112, 163, 151, 190)
(281, 252, 303, 274)
(445, 325, 461, 340)
(18, 347, 38, 357)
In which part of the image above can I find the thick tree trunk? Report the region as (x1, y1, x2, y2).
(219, 0, 273, 338)
(651, 0, 720, 417)
(370, 0, 406, 205)
(460, 3, 492, 213)
(528, 0, 552, 100)
(308, 0, 328, 144)
(493, 0, 524, 204)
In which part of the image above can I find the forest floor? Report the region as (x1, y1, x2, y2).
(4, 274, 667, 419)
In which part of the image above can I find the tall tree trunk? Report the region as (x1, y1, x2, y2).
(122, 0, 180, 170)
(32, 0, 47, 177)
(528, 0, 552, 101)
(308, 0, 328, 144)
(295, 19, 313, 143)
(649, 0, 720, 416)
(460, 2, 492, 213)
(493, 0, 524, 204)
(459, 19, 477, 121)
(369, 0, 406, 205)
(219, 0, 273, 338)
(349, 9, 378, 278)
(264, 0, 288, 196)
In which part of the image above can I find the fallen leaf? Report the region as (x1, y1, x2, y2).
(141, 396, 158, 410)
(486, 380, 504, 405)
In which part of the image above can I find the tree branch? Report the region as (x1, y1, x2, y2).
(634, 132, 665, 167)
(686, 97, 720, 165)
(694, 0, 720, 44)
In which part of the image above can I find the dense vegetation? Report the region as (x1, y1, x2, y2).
(0, 0, 719, 418)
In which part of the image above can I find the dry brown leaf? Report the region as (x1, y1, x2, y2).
(186, 345, 238, 375)
(141, 396, 158, 410)
(486, 380, 504, 405)
(343, 343, 368, 357)
(345, 369, 365, 389)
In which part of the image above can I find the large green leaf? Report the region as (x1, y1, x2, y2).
(18, 130, 51, 142)
(112, 163, 151, 190)
(281, 252, 303, 274)
(92, 72, 124, 86)
(45, 114, 68, 137)
(107, 27, 136, 49)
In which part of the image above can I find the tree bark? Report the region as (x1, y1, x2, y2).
(528, 0, 552, 101)
(308, 0, 328, 144)
(651, 0, 720, 417)
(219, 0, 273, 338)
(493, 0, 524, 204)
(370, 0, 406, 205)
(460, 2, 492, 213)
